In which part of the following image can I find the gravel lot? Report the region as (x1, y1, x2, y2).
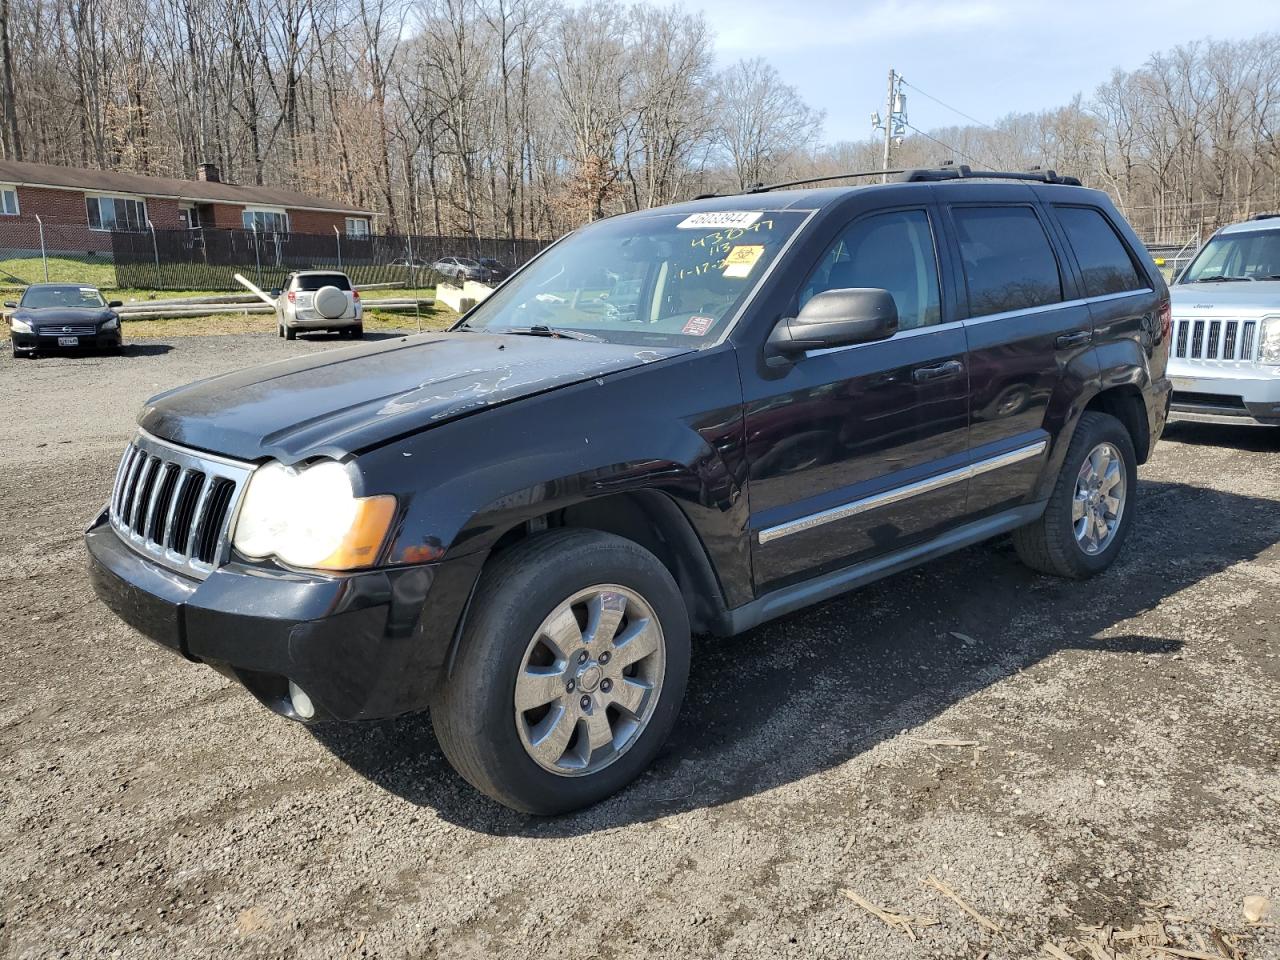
(0, 332, 1277, 959)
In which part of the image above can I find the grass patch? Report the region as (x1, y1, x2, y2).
(0, 256, 117, 289)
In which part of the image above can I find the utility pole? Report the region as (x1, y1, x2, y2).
(871, 69, 908, 182)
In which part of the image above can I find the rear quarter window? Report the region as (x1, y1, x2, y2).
(952, 206, 1064, 316)
(294, 274, 352, 291)
(1053, 206, 1145, 297)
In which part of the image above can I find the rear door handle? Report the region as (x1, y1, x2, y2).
(912, 360, 964, 383)
(1056, 331, 1092, 349)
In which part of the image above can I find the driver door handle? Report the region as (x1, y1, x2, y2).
(912, 360, 964, 384)
(1056, 330, 1092, 349)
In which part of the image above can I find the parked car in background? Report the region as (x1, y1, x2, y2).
(272, 270, 362, 340)
(432, 256, 489, 283)
(477, 257, 513, 282)
(86, 166, 1170, 814)
(6, 283, 123, 358)
(389, 257, 431, 269)
(1166, 214, 1280, 426)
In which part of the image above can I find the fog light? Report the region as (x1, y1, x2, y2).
(288, 680, 315, 720)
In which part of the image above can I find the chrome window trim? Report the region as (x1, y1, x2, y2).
(757, 440, 1047, 545)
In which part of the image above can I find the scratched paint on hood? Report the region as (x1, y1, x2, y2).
(138, 332, 689, 462)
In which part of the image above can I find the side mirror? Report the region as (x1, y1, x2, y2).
(767, 288, 898, 366)
(108, 300, 123, 308)
(269, 289, 281, 298)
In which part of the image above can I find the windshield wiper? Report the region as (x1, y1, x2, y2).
(503, 324, 602, 342)
(1192, 275, 1253, 282)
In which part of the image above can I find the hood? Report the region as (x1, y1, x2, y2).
(1170, 280, 1280, 316)
(138, 332, 687, 463)
(18, 306, 115, 326)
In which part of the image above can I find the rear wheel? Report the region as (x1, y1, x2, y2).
(350, 323, 364, 339)
(1013, 411, 1136, 579)
(432, 530, 690, 814)
(284, 326, 297, 341)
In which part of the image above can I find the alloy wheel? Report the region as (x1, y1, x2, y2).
(513, 585, 665, 777)
(1072, 441, 1126, 555)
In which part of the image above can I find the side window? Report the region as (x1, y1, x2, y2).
(800, 209, 941, 330)
(1054, 206, 1145, 297)
(952, 206, 1063, 316)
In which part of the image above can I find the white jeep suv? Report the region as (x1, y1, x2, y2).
(274, 271, 363, 340)
(1168, 216, 1280, 426)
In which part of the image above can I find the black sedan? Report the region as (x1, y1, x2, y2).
(6, 283, 124, 358)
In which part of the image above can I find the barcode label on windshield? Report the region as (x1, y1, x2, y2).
(677, 212, 763, 230)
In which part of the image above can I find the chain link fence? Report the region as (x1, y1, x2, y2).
(0, 217, 550, 293)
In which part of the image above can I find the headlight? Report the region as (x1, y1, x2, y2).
(10, 317, 32, 334)
(231, 459, 396, 571)
(101, 316, 119, 331)
(1261, 317, 1280, 365)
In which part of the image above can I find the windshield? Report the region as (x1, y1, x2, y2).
(1180, 228, 1280, 282)
(21, 285, 106, 309)
(458, 209, 809, 346)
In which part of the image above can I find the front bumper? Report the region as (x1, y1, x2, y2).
(12, 329, 122, 351)
(1168, 366, 1280, 426)
(85, 511, 482, 721)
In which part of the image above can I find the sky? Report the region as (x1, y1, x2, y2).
(695, 0, 1280, 145)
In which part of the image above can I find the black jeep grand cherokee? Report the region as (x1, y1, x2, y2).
(87, 167, 1172, 814)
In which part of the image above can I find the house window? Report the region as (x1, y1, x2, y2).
(0, 186, 17, 216)
(87, 194, 148, 231)
(345, 217, 370, 238)
(242, 208, 289, 234)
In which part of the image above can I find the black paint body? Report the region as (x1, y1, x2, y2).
(86, 180, 1172, 722)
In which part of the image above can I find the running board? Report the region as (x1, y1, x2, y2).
(722, 502, 1046, 636)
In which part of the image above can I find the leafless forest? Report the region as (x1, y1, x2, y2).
(1, 0, 1278, 243)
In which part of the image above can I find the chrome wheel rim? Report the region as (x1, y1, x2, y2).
(514, 585, 665, 777)
(1073, 442, 1126, 555)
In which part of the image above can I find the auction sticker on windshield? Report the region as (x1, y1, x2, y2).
(677, 212, 763, 230)
(723, 244, 764, 278)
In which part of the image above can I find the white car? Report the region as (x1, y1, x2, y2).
(1167, 216, 1280, 426)
(274, 271, 363, 340)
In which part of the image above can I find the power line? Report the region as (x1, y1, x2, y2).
(901, 122, 996, 168)
(900, 79, 995, 131)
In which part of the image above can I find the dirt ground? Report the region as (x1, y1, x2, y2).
(0, 331, 1276, 960)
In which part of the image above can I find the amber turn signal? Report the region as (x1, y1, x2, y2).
(312, 495, 398, 571)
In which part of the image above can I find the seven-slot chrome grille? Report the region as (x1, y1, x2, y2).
(1173, 318, 1257, 362)
(109, 430, 253, 578)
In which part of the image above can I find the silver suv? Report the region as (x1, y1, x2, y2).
(274, 271, 363, 340)
(1168, 216, 1280, 426)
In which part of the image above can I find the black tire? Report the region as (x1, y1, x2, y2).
(1013, 411, 1137, 579)
(432, 530, 691, 815)
(351, 324, 364, 339)
(277, 324, 284, 338)
(284, 326, 297, 341)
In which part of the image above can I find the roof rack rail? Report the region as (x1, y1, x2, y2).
(693, 168, 910, 199)
(895, 162, 1082, 186)
(690, 162, 1082, 200)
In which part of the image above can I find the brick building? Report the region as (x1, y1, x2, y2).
(0, 160, 374, 247)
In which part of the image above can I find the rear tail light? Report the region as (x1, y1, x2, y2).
(287, 290, 296, 303)
(1157, 298, 1171, 340)
(352, 289, 360, 301)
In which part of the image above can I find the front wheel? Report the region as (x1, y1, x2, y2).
(432, 530, 690, 814)
(1013, 411, 1137, 579)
